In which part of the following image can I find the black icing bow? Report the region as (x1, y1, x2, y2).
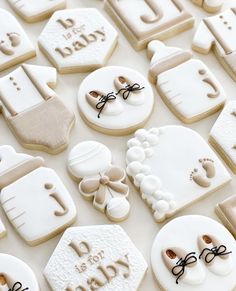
(96, 92, 116, 118)
(8, 282, 29, 291)
(199, 245, 232, 263)
(116, 83, 145, 100)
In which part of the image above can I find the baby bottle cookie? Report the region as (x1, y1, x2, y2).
(148, 40, 226, 123)
(0, 145, 77, 246)
(0, 64, 75, 154)
(68, 141, 130, 222)
(191, 0, 223, 13)
(44, 225, 148, 291)
(0, 8, 35, 72)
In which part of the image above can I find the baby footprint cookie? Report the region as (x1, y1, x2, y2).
(68, 141, 130, 222)
(147, 40, 226, 123)
(126, 126, 231, 222)
(44, 225, 148, 291)
(0, 145, 77, 246)
(0, 8, 35, 72)
(191, 0, 223, 13)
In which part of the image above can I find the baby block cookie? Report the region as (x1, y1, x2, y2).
(191, 0, 223, 13)
(193, 8, 236, 81)
(0, 145, 77, 246)
(151, 215, 236, 291)
(126, 126, 231, 222)
(148, 40, 226, 123)
(0, 64, 75, 154)
(44, 225, 148, 291)
(38, 8, 118, 73)
(0, 8, 35, 72)
(104, 0, 194, 50)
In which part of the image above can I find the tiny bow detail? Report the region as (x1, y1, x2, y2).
(199, 245, 232, 264)
(116, 83, 145, 100)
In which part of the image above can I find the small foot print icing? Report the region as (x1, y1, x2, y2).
(191, 0, 223, 13)
(190, 168, 211, 188)
(44, 225, 148, 291)
(199, 158, 215, 178)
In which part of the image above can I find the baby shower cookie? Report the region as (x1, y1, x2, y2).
(191, 0, 223, 13)
(126, 126, 231, 222)
(192, 8, 236, 81)
(0, 145, 77, 246)
(0, 8, 35, 72)
(38, 8, 118, 73)
(151, 215, 236, 291)
(147, 40, 226, 123)
(7, 0, 66, 23)
(77, 66, 154, 135)
(0, 254, 39, 290)
(210, 101, 236, 173)
(68, 141, 130, 222)
(44, 225, 148, 291)
(0, 219, 6, 239)
(104, 0, 194, 50)
(0, 64, 75, 154)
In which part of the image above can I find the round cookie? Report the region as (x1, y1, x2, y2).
(77, 66, 154, 135)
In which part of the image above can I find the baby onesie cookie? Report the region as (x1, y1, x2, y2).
(0, 219, 6, 239)
(210, 101, 236, 173)
(0, 145, 77, 246)
(216, 195, 236, 238)
(148, 40, 226, 123)
(0, 64, 75, 154)
(104, 0, 194, 50)
(126, 126, 231, 222)
(193, 8, 236, 81)
(151, 215, 236, 290)
(77, 66, 154, 135)
(0, 254, 39, 290)
(38, 8, 118, 73)
(7, 0, 66, 23)
(0, 8, 35, 72)
(191, 0, 223, 13)
(68, 141, 130, 222)
(44, 225, 148, 291)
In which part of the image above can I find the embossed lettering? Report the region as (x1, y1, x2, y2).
(57, 18, 76, 29)
(69, 240, 91, 257)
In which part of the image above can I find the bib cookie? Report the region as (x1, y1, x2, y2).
(68, 141, 130, 222)
(44, 225, 148, 291)
(0, 64, 75, 154)
(0, 8, 35, 72)
(191, 0, 223, 13)
(126, 126, 231, 222)
(0, 254, 39, 290)
(77, 66, 154, 135)
(193, 8, 236, 81)
(151, 215, 236, 290)
(104, 0, 194, 50)
(38, 8, 118, 73)
(7, 0, 66, 23)
(148, 40, 226, 123)
(0, 145, 77, 246)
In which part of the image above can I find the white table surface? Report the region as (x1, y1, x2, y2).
(0, 0, 236, 290)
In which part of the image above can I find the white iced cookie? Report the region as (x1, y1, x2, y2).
(148, 40, 226, 123)
(104, 0, 194, 50)
(68, 141, 130, 222)
(7, 0, 66, 23)
(210, 101, 236, 173)
(0, 64, 75, 154)
(126, 126, 231, 222)
(151, 215, 236, 290)
(0, 254, 39, 290)
(191, 0, 223, 13)
(0, 8, 35, 72)
(38, 8, 118, 73)
(77, 66, 154, 135)
(0, 219, 6, 239)
(0, 145, 77, 246)
(193, 8, 236, 82)
(44, 225, 148, 291)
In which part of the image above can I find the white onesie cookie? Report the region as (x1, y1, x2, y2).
(77, 66, 154, 135)
(0, 8, 35, 72)
(126, 126, 231, 222)
(191, 0, 223, 13)
(0, 145, 77, 246)
(44, 225, 148, 291)
(151, 215, 236, 290)
(38, 8, 118, 73)
(148, 40, 226, 123)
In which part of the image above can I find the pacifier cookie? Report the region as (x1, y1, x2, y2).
(77, 66, 154, 135)
(68, 141, 130, 222)
(126, 126, 231, 222)
(38, 8, 118, 73)
(44, 225, 148, 291)
(191, 0, 223, 13)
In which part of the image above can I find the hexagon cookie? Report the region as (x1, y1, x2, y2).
(38, 8, 118, 73)
(44, 225, 148, 291)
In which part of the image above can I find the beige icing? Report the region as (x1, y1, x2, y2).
(190, 158, 215, 188)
